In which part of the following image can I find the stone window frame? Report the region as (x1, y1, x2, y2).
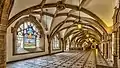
(12, 15, 45, 55)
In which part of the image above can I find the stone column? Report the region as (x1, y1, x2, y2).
(47, 35, 51, 55)
(0, 0, 13, 68)
(103, 34, 106, 58)
(113, 31, 118, 68)
(103, 44, 105, 57)
(118, 26, 120, 68)
(0, 25, 6, 68)
(100, 43, 103, 55)
(64, 40, 67, 50)
(108, 34, 112, 59)
(106, 43, 108, 59)
(104, 34, 108, 59)
(102, 34, 105, 57)
(69, 41, 71, 50)
(61, 38, 64, 52)
(0, 1, 10, 67)
(101, 35, 104, 55)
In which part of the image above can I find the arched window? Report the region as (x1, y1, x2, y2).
(51, 34, 61, 50)
(13, 16, 45, 55)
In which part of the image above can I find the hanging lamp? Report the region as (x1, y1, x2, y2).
(77, 0, 82, 29)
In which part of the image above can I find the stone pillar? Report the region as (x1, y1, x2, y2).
(102, 34, 105, 57)
(101, 35, 104, 55)
(69, 41, 71, 50)
(100, 43, 103, 55)
(108, 34, 112, 59)
(64, 40, 67, 50)
(118, 26, 120, 68)
(0, 0, 13, 68)
(106, 43, 108, 59)
(0, 25, 6, 68)
(113, 31, 118, 68)
(103, 44, 105, 57)
(103, 34, 106, 58)
(104, 34, 108, 59)
(61, 38, 64, 52)
(47, 35, 51, 55)
(0, 0, 10, 67)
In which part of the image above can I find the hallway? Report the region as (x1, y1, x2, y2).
(7, 50, 112, 68)
(0, 0, 120, 68)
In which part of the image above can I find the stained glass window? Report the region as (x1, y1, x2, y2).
(15, 21, 42, 54)
(51, 35, 60, 50)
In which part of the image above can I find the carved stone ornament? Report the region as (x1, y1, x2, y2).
(56, 1, 65, 11)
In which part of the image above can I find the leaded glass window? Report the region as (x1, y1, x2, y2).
(15, 21, 42, 54)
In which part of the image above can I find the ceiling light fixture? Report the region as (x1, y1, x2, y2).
(89, 38, 92, 42)
(86, 34, 89, 37)
(77, 24, 82, 29)
(77, 0, 82, 29)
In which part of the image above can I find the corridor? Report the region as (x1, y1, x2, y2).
(0, 0, 120, 68)
(7, 50, 112, 68)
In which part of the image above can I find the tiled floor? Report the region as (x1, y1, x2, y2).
(7, 50, 112, 68)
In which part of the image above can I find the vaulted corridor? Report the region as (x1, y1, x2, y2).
(0, 0, 120, 68)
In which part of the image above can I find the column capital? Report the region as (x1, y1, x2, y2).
(113, 52, 118, 57)
(0, 24, 7, 31)
(112, 30, 117, 33)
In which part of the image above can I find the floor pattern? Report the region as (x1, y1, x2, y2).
(7, 50, 112, 68)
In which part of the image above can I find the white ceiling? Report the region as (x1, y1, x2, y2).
(9, 0, 116, 27)
(84, 0, 115, 27)
(9, 0, 42, 18)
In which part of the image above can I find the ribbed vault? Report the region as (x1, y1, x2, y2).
(8, 0, 109, 48)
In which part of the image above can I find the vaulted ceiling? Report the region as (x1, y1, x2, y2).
(8, 0, 116, 46)
(9, 0, 115, 27)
